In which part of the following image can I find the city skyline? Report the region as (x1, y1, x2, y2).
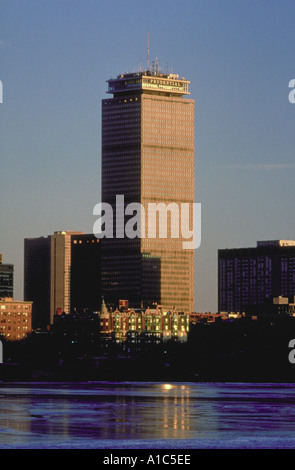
(1, 1, 295, 312)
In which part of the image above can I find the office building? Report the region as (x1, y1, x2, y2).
(0, 254, 14, 299)
(24, 232, 101, 328)
(218, 240, 295, 314)
(24, 237, 51, 329)
(71, 233, 101, 312)
(101, 64, 195, 311)
(49, 230, 83, 321)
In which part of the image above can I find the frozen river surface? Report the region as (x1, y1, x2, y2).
(1, 381, 295, 448)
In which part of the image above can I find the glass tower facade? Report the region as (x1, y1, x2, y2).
(101, 70, 195, 312)
(0, 255, 13, 299)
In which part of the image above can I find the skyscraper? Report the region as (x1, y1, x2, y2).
(71, 233, 101, 312)
(50, 231, 83, 321)
(0, 254, 14, 299)
(101, 64, 195, 311)
(24, 237, 51, 329)
(218, 240, 295, 314)
(24, 231, 101, 328)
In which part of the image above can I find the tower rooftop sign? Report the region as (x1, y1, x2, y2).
(257, 240, 295, 247)
(107, 71, 190, 96)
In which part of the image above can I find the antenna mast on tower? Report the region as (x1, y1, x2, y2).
(147, 32, 150, 71)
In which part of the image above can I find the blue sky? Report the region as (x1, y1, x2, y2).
(1, 0, 295, 312)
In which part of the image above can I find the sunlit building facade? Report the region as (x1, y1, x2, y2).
(99, 299, 190, 344)
(101, 68, 195, 312)
(0, 298, 32, 341)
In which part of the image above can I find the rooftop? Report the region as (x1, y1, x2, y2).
(257, 240, 295, 247)
(107, 69, 190, 97)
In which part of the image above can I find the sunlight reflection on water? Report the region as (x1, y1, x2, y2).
(1, 381, 295, 448)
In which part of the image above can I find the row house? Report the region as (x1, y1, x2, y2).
(99, 300, 190, 344)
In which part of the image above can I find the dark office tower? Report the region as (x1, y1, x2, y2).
(0, 254, 14, 299)
(24, 237, 51, 329)
(218, 240, 295, 314)
(71, 233, 101, 312)
(25, 232, 101, 328)
(101, 66, 195, 311)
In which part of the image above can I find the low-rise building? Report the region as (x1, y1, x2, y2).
(272, 296, 295, 315)
(189, 312, 229, 323)
(0, 298, 32, 340)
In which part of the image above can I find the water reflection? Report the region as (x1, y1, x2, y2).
(1, 382, 295, 447)
(161, 383, 191, 438)
(0, 382, 218, 443)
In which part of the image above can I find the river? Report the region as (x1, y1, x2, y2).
(1, 381, 295, 448)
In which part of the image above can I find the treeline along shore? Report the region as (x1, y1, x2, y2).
(1, 315, 295, 382)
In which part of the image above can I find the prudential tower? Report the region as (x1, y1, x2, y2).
(100, 60, 195, 312)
